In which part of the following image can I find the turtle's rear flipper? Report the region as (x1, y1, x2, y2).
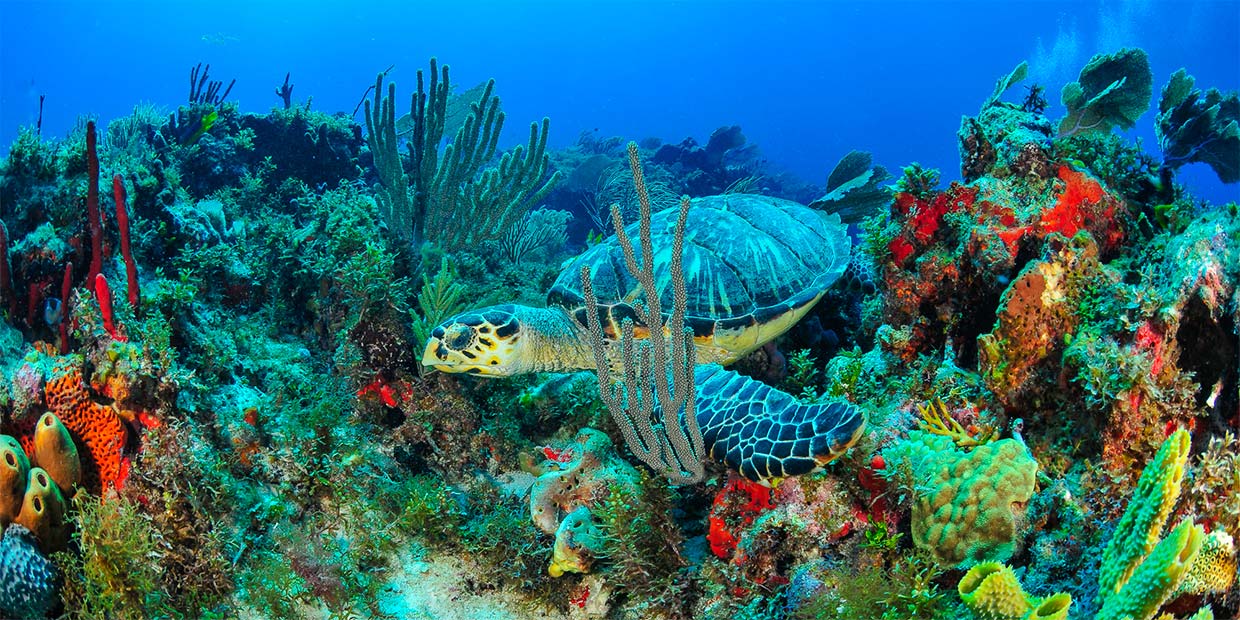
(693, 364, 865, 485)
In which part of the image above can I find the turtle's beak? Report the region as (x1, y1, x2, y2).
(419, 334, 517, 377)
(420, 337, 454, 372)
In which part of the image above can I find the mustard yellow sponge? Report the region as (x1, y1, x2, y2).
(1175, 530, 1236, 595)
(884, 430, 1038, 566)
(32, 412, 80, 496)
(958, 562, 1071, 620)
(0, 436, 29, 528)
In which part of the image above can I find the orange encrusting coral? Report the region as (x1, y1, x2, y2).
(1040, 166, 1104, 237)
(35, 364, 129, 494)
(707, 476, 775, 559)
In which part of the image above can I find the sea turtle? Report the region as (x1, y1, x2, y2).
(422, 193, 865, 482)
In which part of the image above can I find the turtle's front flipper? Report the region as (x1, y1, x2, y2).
(693, 365, 865, 485)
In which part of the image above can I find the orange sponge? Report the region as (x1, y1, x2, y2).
(41, 361, 128, 494)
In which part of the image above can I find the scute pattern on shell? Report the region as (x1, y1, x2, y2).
(549, 194, 851, 327)
(693, 365, 865, 483)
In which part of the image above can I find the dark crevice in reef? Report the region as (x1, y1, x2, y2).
(1176, 294, 1239, 427)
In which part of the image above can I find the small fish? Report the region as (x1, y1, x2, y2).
(43, 297, 63, 326)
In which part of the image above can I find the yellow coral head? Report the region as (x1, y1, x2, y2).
(422, 304, 527, 377)
(1030, 593, 1072, 620)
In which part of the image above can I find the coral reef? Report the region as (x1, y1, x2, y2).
(0, 45, 1235, 620)
(529, 427, 641, 576)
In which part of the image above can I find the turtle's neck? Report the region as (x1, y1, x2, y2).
(513, 306, 597, 374)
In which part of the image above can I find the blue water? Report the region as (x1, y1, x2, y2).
(2, 0, 1237, 203)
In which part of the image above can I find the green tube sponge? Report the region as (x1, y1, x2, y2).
(14, 468, 69, 553)
(0, 436, 29, 528)
(1099, 429, 1190, 598)
(32, 412, 80, 497)
(1029, 593, 1071, 620)
(959, 562, 1033, 619)
(1096, 520, 1204, 620)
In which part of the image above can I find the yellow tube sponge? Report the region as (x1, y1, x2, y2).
(0, 436, 29, 527)
(14, 467, 69, 553)
(1029, 593, 1071, 620)
(958, 562, 1072, 620)
(32, 412, 81, 496)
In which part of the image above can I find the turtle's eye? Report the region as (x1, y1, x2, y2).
(444, 324, 476, 350)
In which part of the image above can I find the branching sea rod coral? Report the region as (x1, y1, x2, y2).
(363, 58, 561, 251)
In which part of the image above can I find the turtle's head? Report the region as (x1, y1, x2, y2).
(421, 305, 529, 377)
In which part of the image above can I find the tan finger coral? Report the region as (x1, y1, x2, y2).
(0, 436, 29, 527)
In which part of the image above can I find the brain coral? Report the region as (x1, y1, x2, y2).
(884, 430, 1039, 566)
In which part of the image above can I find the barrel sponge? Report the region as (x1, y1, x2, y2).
(886, 431, 1038, 566)
(0, 524, 58, 620)
(32, 412, 81, 496)
(0, 436, 29, 527)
